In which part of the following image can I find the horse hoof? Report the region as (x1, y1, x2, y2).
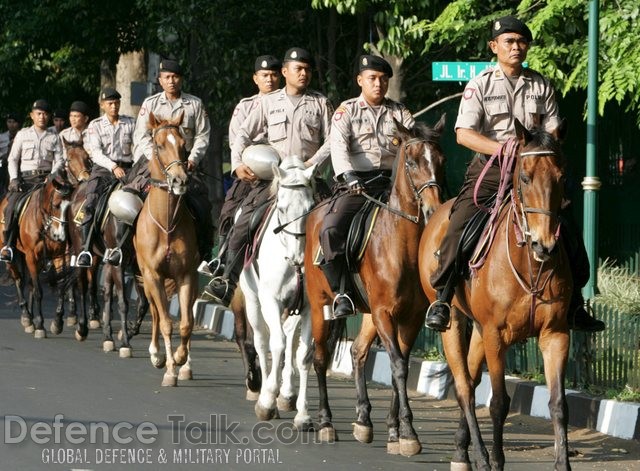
(20, 316, 32, 328)
(386, 440, 400, 455)
(254, 403, 279, 421)
(294, 417, 314, 431)
(49, 321, 62, 335)
(178, 367, 193, 381)
(317, 426, 337, 443)
(246, 390, 260, 401)
(161, 374, 178, 387)
(119, 347, 132, 359)
(103, 341, 116, 352)
(150, 354, 166, 369)
(66, 316, 77, 327)
(89, 319, 101, 330)
(352, 423, 373, 444)
(34, 329, 47, 339)
(450, 462, 472, 471)
(276, 395, 297, 412)
(75, 330, 86, 342)
(24, 324, 35, 334)
(399, 438, 422, 457)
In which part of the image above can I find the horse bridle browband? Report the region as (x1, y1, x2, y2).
(151, 124, 187, 185)
(276, 182, 310, 238)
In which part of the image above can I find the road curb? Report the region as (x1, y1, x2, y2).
(190, 299, 640, 441)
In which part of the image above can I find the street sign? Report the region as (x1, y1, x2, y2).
(432, 62, 495, 82)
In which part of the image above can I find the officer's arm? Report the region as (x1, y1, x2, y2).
(230, 101, 266, 176)
(7, 133, 22, 181)
(187, 102, 211, 166)
(132, 105, 152, 163)
(306, 98, 334, 169)
(456, 127, 501, 156)
(86, 126, 117, 171)
(50, 136, 65, 174)
(330, 106, 354, 178)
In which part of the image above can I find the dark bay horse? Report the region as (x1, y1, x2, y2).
(304, 117, 446, 455)
(0, 170, 74, 338)
(134, 111, 198, 387)
(419, 122, 572, 470)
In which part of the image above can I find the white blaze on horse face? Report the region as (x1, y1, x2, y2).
(420, 146, 439, 219)
(167, 133, 177, 148)
(51, 200, 71, 242)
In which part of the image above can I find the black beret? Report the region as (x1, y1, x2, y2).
(100, 87, 121, 101)
(6, 112, 22, 123)
(254, 55, 281, 72)
(32, 99, 51, 112)
(159, 58, 183, 75)
(358, 55, 393, 78)
(69, 101, 90, 116)
(283, 47, 313, 65)
(53, 109, 67, 119)
(491, 15, 533, 43)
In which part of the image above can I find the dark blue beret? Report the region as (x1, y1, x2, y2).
(491, 16, 533, 43)
(69, 101, 90, 116)
(283, 47, 313, 65)
(159, 58, 183, 75)
(100, 87, 121, 101)
(254, 55, 281, 72)
(358, 55, 393, 78)
(32, 99, 50, 112)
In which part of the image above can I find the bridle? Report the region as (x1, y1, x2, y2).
(149, 124, 187, 190)
(42, 182, 72, 240)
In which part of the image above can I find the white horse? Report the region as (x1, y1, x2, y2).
(240, 155, 316, 430)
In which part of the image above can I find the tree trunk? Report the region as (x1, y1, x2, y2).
(116, 51, 146, 117)
(99, 59, 116, 103)
(386, 55, 404, 102)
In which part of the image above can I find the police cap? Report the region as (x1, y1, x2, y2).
(283, 47, 313, 65)
(491, 15, 533, 43)
(6, 112, 22, 123)
(358, 55, 393, 78)
(100, 87, 121, 101)
(254, 55, 281, 72)
(32, 99, 51, 113)
(159, 58, 183, 75)
(53, 109, 67, 119)
(69, 101, 90, 116)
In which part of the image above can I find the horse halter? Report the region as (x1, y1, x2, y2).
(151, 124, 187, 186)
(402, 137, 442, 222)
(42, 184, 71, 237)
(276, 182, 311, 239)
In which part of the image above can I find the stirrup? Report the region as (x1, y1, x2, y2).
(198, 259, 222, 277)
(74, 251, 93, 268)
(104, 248, 123, 266)
(0, 246, 13, 263)
(425, 300, 452, 329)
(331, 293, 355, 319)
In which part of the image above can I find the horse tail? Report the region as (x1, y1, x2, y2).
(47, 261, 78, 292)
(325, 317, 347, 361)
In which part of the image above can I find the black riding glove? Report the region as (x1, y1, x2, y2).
(343, 172, 364, 193)
(8, 179, 21, 192)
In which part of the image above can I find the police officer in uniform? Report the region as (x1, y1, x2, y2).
(74, 88, 136, 267)
(201, 54, 282, 277)
(0, 112, 23, 196)
(49, 109, 67, 134)
(425, 16, 605, 332)
(0, 99, 64, 262)
(59, 101, 91, 159)
(319, 55, 414, 317)
(204, 47, 333, 306)
(131, 58, 213, 268)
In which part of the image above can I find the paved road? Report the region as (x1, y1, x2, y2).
(0, 277, 638, 470)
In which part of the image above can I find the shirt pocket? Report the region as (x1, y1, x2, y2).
(485, 102, 509, 131)
(122, 134, 132, 156)
(354, 121, 374, 151)
(44, 138, 57, 162)
(21, 141, 36, 161)
(300, 112, 321, 143)
(267, 114, 287, 142)
(525, 102, 545, 128)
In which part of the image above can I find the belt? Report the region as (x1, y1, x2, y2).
(21, 170, 49, 177)
(115, 161, 133, 169)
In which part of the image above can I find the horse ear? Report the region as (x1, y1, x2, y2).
(432, 113, 446, 136)
(61, 136, 69, 148)
(148, 111, 158, 129)
(173, 111, 185, 127)
(393, 118, 410, 141)
(551, 118, 567, 142)
(272, 162, 285, 182)
(514, 118, 532, 146)
(303, 163, 317, 182)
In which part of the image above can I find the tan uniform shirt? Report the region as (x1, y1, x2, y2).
(133, 91, 210, 165)
(8, 126, 63, 180)
(455, 65, 561, 139)
(331, 94, 415, 177)
(231, 88, 333, 174)
(59, 127, 90, 160)
(86, 115, 135, 171)
(228, 94, 266, 150)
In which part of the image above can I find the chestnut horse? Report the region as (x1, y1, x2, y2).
(419, 123, 572, 470)
(0, 170, 74, 338)
(304, 117, 446, 455)
(134, 111, 198, 387)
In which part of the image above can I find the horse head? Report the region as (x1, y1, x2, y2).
(148, 111, 188, 195)
(62, 137, 92, 185)
(270, 156, 316, 266)
(392, 115, 446, 221)
(43, 169, 74, 242)
(513, 119, 567, 262)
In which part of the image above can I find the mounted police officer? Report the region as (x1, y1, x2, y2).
(0, 99, 64, 262)
(424, 15, 605, 333)
(74, 88, 135, 268)
(0, 112, 23, 197)
(200, 54, 282, 277)
(49, 109, 67, 134)
(59, 100, 91, 159)
(204, 47, 333, 306)
(319, 55, 414, 318)
(130, 57, 213, 268)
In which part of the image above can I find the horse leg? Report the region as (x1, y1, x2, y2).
(87, 264, 101, 330)
(101, 267, 116, 352)
(292, 309, 313, 430)
(312, 308, 337, 441)
(178, 348, 193, 381)
(50, 275, 66, 335)
(483, 328, 510, 471)
(65, 285, 77, 326)
(372, 312, 420, 457)
(174, 280, 195, 368)
(143, 277, 165, 371)
(10, 262, 32, 332)
(74, 267, 89, 341)
(230, 292, 261, 399)
(27, 259, 46, 339)
(279, 314, 301, 413)
(158, 305, 177, 387)
(128, 279, 148, 337)
(352, 314, 377, 445)
(114, 266, 132, 358)
(539, 330, 571, 471)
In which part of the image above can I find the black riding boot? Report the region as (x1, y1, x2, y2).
(320, 259, 355, 318)
(568, 290, 605, 332)
(202, 250, 242, 306)
(425, 271, 457, 332)
(76, 224, 94, 268)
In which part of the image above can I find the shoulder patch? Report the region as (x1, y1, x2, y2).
(333, 106, 347, 121)
(139, 106, 146, 117)
(463, 88, 476, 100)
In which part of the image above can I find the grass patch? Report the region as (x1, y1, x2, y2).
(595, 259, 640, 315)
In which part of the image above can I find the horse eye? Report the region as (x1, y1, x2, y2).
(520, 172, 531, 185)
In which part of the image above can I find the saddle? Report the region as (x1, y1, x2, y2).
(1, 184, 44, 228)
(455, 192, 498, 277)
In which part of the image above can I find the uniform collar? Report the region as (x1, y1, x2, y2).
(356, 93, 390, 109)
(159, 91, 188, 104)
(493, 65, 531, 82)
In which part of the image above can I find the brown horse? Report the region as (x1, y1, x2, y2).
(134, 111, 198, 387)
(0, 170, 74, 338)
(304, 117, 446, 455)
(419, 122, 572, 470)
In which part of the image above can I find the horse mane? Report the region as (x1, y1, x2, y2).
(525, 128, 565, 167)
(390, 121, 442, 181)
